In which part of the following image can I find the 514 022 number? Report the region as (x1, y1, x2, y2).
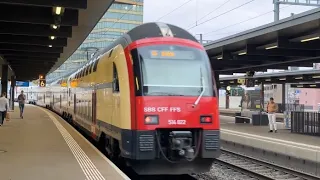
(168, 120, 186, 125)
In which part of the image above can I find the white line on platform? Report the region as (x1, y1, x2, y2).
(221, 129, 320, 151)
(36, 106, 130, 180)
(38, 108, 105, 180)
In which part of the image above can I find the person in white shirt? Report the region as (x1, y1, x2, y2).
(0, 92, 9, 126)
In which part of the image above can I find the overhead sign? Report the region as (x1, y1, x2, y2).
(16, 81, 29, 87)
(39, 79, 46, 87)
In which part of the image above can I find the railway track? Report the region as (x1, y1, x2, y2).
(56, 107, 319, 180)
(215, 149, 319, 180)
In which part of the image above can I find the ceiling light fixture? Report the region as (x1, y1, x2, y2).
(53, 7, 64, 15)
(301, 36, 319, 42)
(265, 45, 278, 50)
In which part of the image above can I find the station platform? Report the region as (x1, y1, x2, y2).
(219, 108, 284, 119)
(220, 115, 320, 176)
(0, 104, 129, 180)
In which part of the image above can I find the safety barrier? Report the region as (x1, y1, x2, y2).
(291, 111, 320, 136)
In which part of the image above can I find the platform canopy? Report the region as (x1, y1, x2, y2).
(205, 8, 320, 74)
(0, 0, 115, 80)
(218, 69, 320, 87)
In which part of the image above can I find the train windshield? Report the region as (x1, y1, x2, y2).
(136, 45, 214, 97)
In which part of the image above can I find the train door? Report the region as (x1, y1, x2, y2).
(91, 91, 97, 137)
(112, 62, 120, 127)
(74, 94, 76, 117)
(68, 88, 71, 110)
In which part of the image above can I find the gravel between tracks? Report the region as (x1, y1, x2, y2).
(195, 163, 239, 180)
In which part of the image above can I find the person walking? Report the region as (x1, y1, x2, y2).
(266, 97, 278, 133)
(0, 92, 9, 126)
(18, 90, 26, 119)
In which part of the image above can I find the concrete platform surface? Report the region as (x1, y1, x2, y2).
(220, 115, 320, 163)
(0, 104, 129, 180)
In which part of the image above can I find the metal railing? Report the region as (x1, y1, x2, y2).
(291, 111, 320, 136)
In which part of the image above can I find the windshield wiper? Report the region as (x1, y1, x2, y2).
(192, 68, 205, 108)
(146, 92, 184, 96)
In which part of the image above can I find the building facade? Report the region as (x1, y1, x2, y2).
(47, 0, 144, 79)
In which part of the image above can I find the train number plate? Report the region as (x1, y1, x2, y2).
(168, 120, 186, 125)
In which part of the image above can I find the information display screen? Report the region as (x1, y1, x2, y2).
(149, 50, 196, 60)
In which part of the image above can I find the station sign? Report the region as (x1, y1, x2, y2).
(39, 79, 46, 87)
(39, 74, 46, 87)
(16, 81, 29, 87)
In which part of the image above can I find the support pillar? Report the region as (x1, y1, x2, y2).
(1, 64, 8, 97)
(273, 0, 280, 21)
(10, 75, 15, 110)
(282, 83, 286, 113)
(226, 90, 230, 109)
(214, 70, 220, 97)
(260, 82, 264, 110)
(213, 70, 220, 110)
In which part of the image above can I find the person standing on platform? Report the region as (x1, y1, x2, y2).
(0, 92, 9, 126)
(18, 90, 26, 119)
(266, 97, 278, 133)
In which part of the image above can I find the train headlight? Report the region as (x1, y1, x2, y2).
(144, 115, 159, 125)
(200, 116, 212, 124)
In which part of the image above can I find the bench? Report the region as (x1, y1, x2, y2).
(235, 112, 251, 123)
(235, 111, 269, 126)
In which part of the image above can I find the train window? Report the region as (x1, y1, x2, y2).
(85, 66, 90, 76)
(81, 69, 85, 77)
(93, 59, 99, 72)
(112, 63, 120, 92)
(89, 63, 94, 74)
(109, 49, 114, 58)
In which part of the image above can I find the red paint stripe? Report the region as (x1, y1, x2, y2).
(127, 37, 204, 51)
(124, 47, 136, 130)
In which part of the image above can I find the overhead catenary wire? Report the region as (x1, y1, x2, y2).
(188, 0, 256, 30)
(155, 0, 194, 22)
(186, 0, 232, 28)
(203, 5, 291, 36)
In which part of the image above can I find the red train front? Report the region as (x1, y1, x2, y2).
(125, 34, 220, 175)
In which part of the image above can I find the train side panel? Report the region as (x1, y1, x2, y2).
(111, 45, 132, 130)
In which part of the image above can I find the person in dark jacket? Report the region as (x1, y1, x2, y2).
(17, 90, 26, 119)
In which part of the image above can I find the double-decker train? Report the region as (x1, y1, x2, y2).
(28, 22, 220, 175)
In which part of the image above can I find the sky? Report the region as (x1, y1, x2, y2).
(143, 0, 315, 41)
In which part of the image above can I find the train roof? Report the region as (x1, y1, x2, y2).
(90, 22, 199, 60)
